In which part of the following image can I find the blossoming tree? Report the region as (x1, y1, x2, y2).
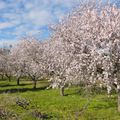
(49, 0, 120, 111)
(11, 37, 46, 88)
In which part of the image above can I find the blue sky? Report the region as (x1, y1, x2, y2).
(0, 0, 118, 47)
(0, 0, 80, 46)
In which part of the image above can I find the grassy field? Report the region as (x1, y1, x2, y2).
(0, 79, 120, 120)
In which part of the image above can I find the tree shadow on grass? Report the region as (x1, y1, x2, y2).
(65, 88, 88, 96)
(65, 92, 78, 96)
(0, 86, 47, 94)
(0, 84, 17, 87)
(0, 83, 32, 87)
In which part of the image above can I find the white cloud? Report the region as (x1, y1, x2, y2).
(22, 0, 80, 26)
(27, 10, 53, 26)
(26, 30, 41, 36)
(0, 22, 14, 29)
(1, 0, 80, 26)
(0, 0, 80, 41)
(54, 9, 66, 20)
(53, 0, 80, 8)
(0, 1, 6, 9)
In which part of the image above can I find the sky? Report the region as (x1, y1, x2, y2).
(0, 0, 80, 47)
(0, 0, 118, 47)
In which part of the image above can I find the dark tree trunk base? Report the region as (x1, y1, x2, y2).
(17, 78, 20, 85)
(33, 80, 37, 89)
(8, 77, 11, 82)
(60, 86, 65, 96)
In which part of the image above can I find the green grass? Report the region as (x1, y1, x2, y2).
(0, 79, 120, 120)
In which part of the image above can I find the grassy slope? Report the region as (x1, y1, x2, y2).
(0, 79, 120, 120)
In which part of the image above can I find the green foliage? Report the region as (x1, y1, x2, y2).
(0, 80, 120, 120)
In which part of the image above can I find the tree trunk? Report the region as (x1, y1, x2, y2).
(0, 74, 4, 80)
(60, 86, 65, 96)
(17, 77, 20, 85)
(118, 89, 120, 112)
(5, 74, 11, 82)
(33, 80, 37, 89)
(1, 75, 4, 80)
(8, 76, 11, 82)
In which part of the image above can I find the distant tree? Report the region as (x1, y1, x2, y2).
(13, 38, 46, 89)
(0, 49, 5, 80)
(0, 48, 12, 81)
(10, 46, 26, 85)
